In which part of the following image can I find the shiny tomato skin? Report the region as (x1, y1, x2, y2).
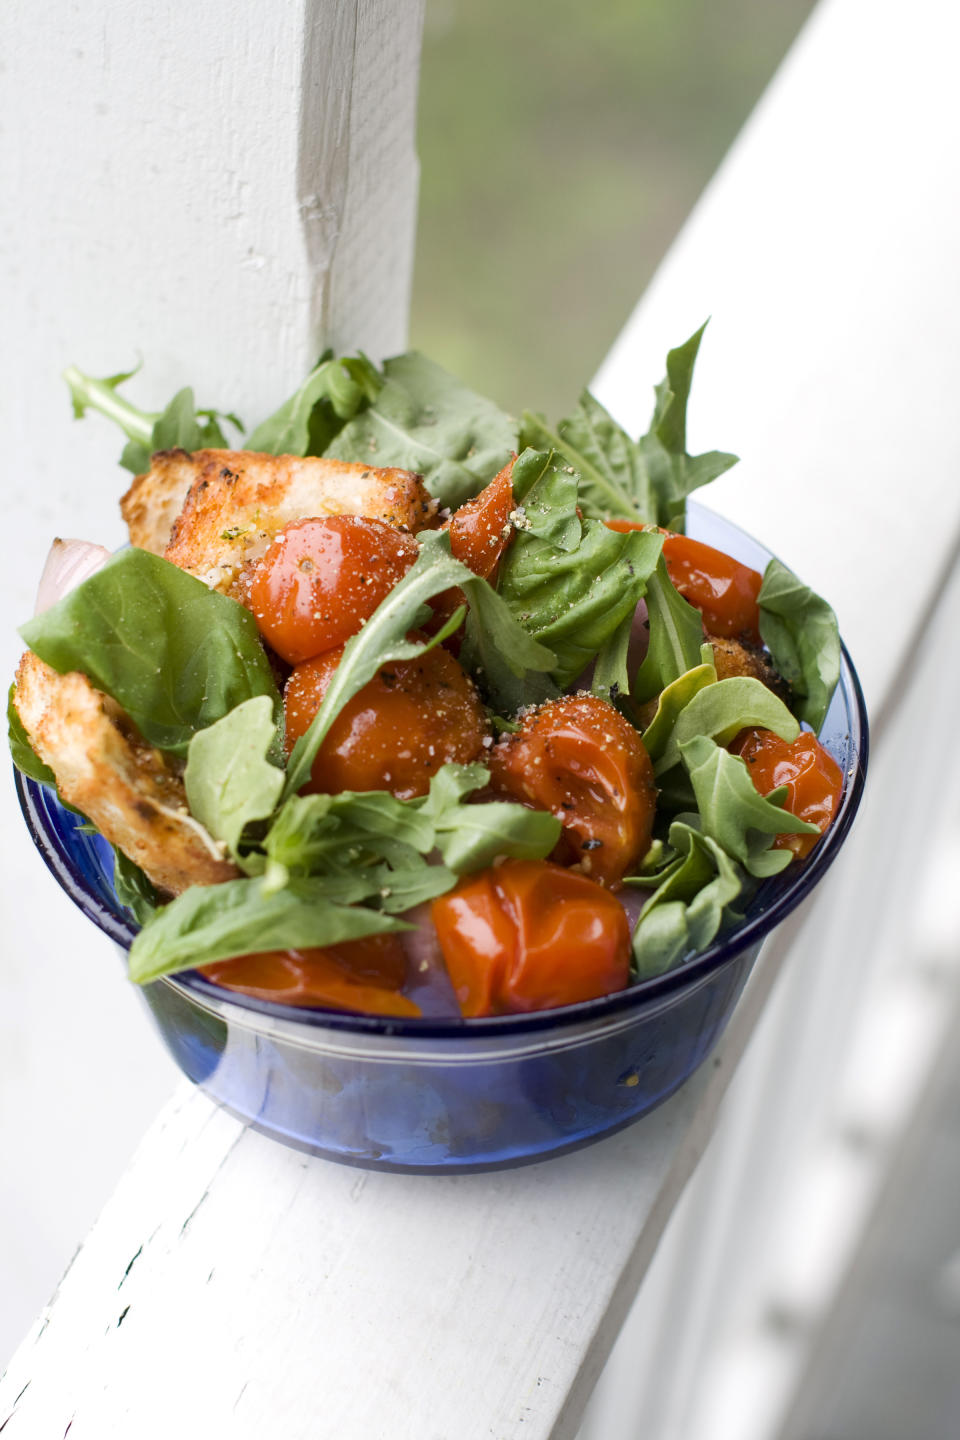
(249, 516, 419, 664)
(199, 934, 420, 1018)
(284, 634, 489, 799)
(487, 694, 656, 886)
(604, 520, 762, 643)
(447, 461, 515, 580)
(429, 462, 516, 642)
(431, 859, 631, 1017)
(731, 726, 843, 857)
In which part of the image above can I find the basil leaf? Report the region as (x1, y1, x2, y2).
(326, 352, 518, 509)
(680, 734, 818, 878)
(632, 822, 745, 978)
(128, 875, 407, 983)
(639, 324, 739, 533)
(8, 681, 56, 786)
(758, 557, 841, 732)
(113, 848, 160, 926)
(653, 675, 800, 777)
(632, 557, 705, 703)
(184, 697, 285, 860)
(20, 549, 280, 758)
(497, 470, 663, 687)
(283, 531, 554, 797)
(510, 449, 582, 550)
(521, 390, 654, 523)
(246, 354, 380, 456)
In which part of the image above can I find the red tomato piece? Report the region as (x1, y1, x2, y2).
(284, 634, 489, 799)
(604, 520, 762, 643)
(248, 515, 419, 664)
(487, 694, 656, 886)
(430, 859, 631, 1017)
(730, 726, 843, 857)
(430, 461, 516, 642)
(199, 933, 420, 1018)
(447, 461, 515, 579)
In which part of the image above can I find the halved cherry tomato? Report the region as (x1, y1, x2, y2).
(446, 461, 515, 579)
(430, 461, 516, 641)
(199, 933, 420, 1018)
(487, 694, 656, 886)
(284, 633, 489, 799)
(604, 520, 762, 643)
(249, 516, 419, 664)
(730, 726, 843, 857)
(431, 858, 631, 1016)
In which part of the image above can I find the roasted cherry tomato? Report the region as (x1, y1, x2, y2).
(284, 633, 489, 799)
(431, 858, 631, 1016)
(199, 934, 419, 1018)
(429, 461, 516, 642)
(446, 461, 515, 579)
(249, 515, 419, 664)
(487, 694, 656, 886)
(730, 726, 843, 857)
(605, 520, 762, 643)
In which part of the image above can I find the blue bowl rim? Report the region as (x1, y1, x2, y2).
(13, 508, 869, 1041)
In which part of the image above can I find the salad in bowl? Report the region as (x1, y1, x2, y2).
(9, 326, 867, 1170)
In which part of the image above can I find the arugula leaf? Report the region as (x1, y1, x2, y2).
(653, 675, 800, 777)
(264, 790, 437, 880)
(283, 531, 554, 796)
(640, 661, 717, 763)
(184, 697, 285, 861)
(430, 800, 560, 873)
(64, 366, 242, 474)
(325, 351, 518, 509)
(632, 558, 706, 703)
(519, 325, 736, 531)
(128, 875, 409, 983)
(680, 734, 818, 878)
(20, 549, 280, 758)
(459, 578, 560, 714)
(246, 354, 381, 456)
(758, 557, 841, 732)
(632, 822, 745, 978)
(521, 390, 654, 523)
(113, 848, 160, 926)
(591, 612, 634, 701)
(8, 682, 56, 786)
(639, 324, 739, 532)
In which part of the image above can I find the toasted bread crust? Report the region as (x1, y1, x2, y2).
(121, 449, 436, 596)
(120, 450, 198, 555)
(14, 651, 238, 897)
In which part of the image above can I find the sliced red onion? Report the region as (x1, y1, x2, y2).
(35, 538, 111, 615)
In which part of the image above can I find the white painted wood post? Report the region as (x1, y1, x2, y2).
(0, 0, 423, 1365)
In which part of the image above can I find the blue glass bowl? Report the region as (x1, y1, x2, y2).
(15, 505, 868, 1172)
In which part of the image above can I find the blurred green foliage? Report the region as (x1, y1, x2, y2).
(411, 0, 816, 417)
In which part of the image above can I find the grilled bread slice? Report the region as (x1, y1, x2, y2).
(121, 449, 435, 596)
(14, 651, 238, 897)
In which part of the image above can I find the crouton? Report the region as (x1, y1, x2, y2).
(13, 651, 238, 897)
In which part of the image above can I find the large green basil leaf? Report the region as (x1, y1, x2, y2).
(325, 352, 518, 509)
(19, 549, 280, 758)
(758, 557, 841, 732)
(128, 874, 408, 983)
